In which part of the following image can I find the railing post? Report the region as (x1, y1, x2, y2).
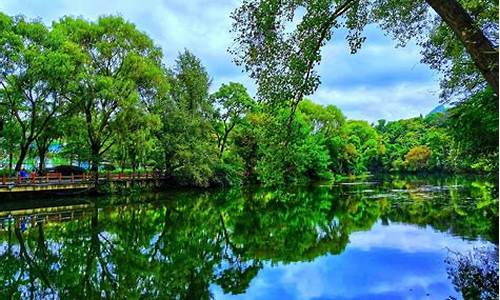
(46, 173, 49, 183)
(58, 172, 62, 183)
(71, 173, 74, 183)
(17, 175, 21, 184)
(2, 175, 5, 185)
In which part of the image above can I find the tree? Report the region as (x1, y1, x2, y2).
(157, 51, 219, 186)
(404, 145, 431, 171)
(230, 0, 498, 112)
(344, 120, 384, 173)
(298, 100, 348, 173)
(53, 16, 165, 173)
(0, 13, 74, 171)
(111, 106, 160, 171)
(0, 119, 21, 174)
(211, 82, 255, 157)
(298, 99, 345, 134)
(255, 108, 331, 186)
(171, 50, 212, 115)
(423, 0, 498, 98)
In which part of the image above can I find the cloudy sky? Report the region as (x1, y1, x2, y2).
(0, 0, 442, 122)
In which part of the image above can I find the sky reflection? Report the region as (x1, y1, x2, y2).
(212, 222, 490, 300)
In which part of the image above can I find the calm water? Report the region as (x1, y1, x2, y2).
(0, 175, 498, 299)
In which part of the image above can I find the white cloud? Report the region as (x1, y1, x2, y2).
(313, 82, 439, 122)
(348, 222, 486, 253)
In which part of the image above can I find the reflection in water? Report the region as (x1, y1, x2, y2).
(0, 175, 497, 299)
(446, 246, 499, 300)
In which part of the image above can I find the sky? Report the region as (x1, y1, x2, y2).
(0, 0, 443, 122)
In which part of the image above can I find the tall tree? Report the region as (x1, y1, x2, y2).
(0, 13, 74, 171)
(171, 50, 212, 115)
(53, 16, 165, 173)
(157, 51, 218, 186)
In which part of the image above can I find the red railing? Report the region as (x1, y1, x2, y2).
(0, 172, 160, 186)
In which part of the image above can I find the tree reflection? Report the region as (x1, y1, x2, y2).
(446, 246, 499, 300)
(0, 176, 497, 299)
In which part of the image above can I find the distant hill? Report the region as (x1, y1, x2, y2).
(427, 104, 446, 116)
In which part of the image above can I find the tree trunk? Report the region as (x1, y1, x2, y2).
(8, 151, 12, 175)
(38, 153, 46, 173)
(219, 132, 230, 158)
(425, 0, 499, 95)
(91, 144, 100, 182)
(36, 137, 51, 172)
(15, 145, 29, 172)
(37, 146, 48, 172)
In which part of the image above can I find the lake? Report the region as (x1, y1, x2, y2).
(0, 175, 498, 299)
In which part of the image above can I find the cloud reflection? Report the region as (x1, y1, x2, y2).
(212, 222, 490, 300)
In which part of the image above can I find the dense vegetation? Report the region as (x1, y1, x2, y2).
(0, 6, 497, 188)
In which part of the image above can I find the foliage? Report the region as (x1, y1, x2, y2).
(52, 15, 167, 172)
(447, 87, 499, 173)
(446, 246, 499, 300)
(211, 82, 256, 157)
(254, 108, 331, 186)
(0, 13, 75, 171)
(230, 0, 498, 106)
(404, 145, 431, 171)
(0, 11, 497, 187)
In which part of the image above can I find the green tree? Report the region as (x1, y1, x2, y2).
(255, 108, 331, 186)
(171, 50, 212, 115)
(0, 13, 74, 171)
(211, 82, 256, 157)
(344, 120, 384, 173)
(157, 51, 219, 186)
(298, 100, 348, 173)
(53, 16, 165, 173)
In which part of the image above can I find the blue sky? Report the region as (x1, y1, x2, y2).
(0, 0, 442, 122)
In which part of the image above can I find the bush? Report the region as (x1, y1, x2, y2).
(404, 145, 431, 171)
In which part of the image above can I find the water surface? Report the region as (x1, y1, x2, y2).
(0, 175, 498, 299)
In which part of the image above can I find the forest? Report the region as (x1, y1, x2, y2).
(0, 0, 498, 188)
